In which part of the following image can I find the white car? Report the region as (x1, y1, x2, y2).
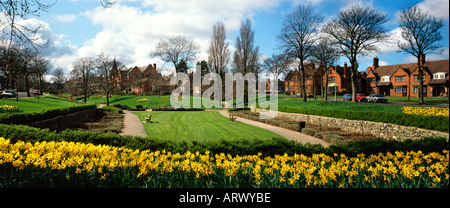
(1, 90, 16, 98)
(367, 94, 388, 103)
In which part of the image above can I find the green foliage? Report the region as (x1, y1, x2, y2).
(0, 104, 97, 124)
(100, 106, 123, 114)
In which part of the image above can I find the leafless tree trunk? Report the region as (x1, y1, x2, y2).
(322, 5, 389, 103)
(31, 56, 51, 100)
(262, 53, 290, 84)
(311, 38, 339, 102)
(96, 52, 118, 107)
(397, 3, 444, 105)
(71, 57, 95, 103)
(233, 18, 261, 103)
(278, 5, 323, 102)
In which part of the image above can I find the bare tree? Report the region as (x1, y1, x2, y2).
(52, 67, 65, 91)
(278, 5, 323, 102)
(322, 5, 389, 103)
(30, 55, 51, 99)
(96, 52, 116, 106)
(397, 3, 444, 104)
(311, 37, 340, 101)
(208, 21, 230, 101)
(262, 53, 290, 83)
(0, 0, 54, 49)
(208, 21, 230, 76)
(150, 36, 200, 73)
(71, 57, 95, 103)
(233, 18, 260, 75)
(232, 18, 261, 103)
(100, 0, 116, 8)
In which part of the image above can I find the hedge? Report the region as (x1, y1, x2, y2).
(277, 107, 449, 133)
(0, 104, 97, 125)
(0, 124, 447, 157)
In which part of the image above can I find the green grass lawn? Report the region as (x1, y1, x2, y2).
(384, 96, 449, 104)
(0, 94, 86, 113)
(88, 95, 222, 109)
(277, 96, 405, 113)
(133, 111, 284, 142)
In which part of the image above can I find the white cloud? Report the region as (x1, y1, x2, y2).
(55, 14, 78, 23)
(417, 0, 449, 21)
(0, 17, 78, 74)
(75, 0, 284, 73)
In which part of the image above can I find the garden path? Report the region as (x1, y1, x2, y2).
(209, 108, 330, 147)
(119, 110, 148, 138)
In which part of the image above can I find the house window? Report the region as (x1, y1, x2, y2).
(327, 77, 335, 83)
(433, 73, 445, 79)
(367, 78, 375, 83)
(394, 87, 406, 94)
(356, 78, 361, 83)
(381, 76, 390, 82)
(414, 75, 425, 81)
(413, 86, 427, 93)
(395, 76, 406, 82)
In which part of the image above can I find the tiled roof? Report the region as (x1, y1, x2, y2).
(372, 59, 449, 76)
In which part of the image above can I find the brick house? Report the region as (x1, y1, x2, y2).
(324, 62, 368, 95)
(265, 79, 285, 93)
(127, 64, 172, 94)
(284, 64, 322, 95)
(366, 55, 449, 97)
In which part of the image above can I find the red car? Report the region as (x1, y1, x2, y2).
(356, 93, 367, 102)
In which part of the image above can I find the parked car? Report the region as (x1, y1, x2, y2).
(342, 93, 352, 101)
(31, 90, 41, 95)
(306, 92, 314, 98)
(1, 90, 16, 98)
(367, 94, 388, 103)
(355, 93, 367, 102)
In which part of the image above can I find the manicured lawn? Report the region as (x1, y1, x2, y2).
(385, 96, 449, 104)
(0, 94, 85, 113)
(277, 96, 404, 113)
(88, 95, 222, 109)
(133, 111, 284, 142)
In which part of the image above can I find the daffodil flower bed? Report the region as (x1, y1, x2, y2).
(137, 98, 150, 102)
(0, 137, 448, 188)
(402, 107, 449, 117)
(0, 105, 22, 113)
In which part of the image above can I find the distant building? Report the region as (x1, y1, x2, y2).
(284, 64, 323, 96)
(366, 55, 449, 97)
(284, 55, 449, 97)
(265, 79, 285, 93)
(122, 63, 172, 94)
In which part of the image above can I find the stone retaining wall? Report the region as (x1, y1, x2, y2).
(252, 108, 449, 140)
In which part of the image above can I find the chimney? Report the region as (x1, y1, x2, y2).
(373, 56, 379, 69)
(153, 63, 157, 69)
(420, 53, 426, 65)
(344, 62, 348, 78)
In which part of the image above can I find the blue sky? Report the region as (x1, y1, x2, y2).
(13, 0, 450, 78)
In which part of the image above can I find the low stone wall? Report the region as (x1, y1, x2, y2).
(252, 108, 449, 140)
(29, 109, 98, 131)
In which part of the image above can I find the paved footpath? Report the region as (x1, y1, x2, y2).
(209, 108, 330, 147)
(117, 106, 329, 147)
(119, 110, 148, 138)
